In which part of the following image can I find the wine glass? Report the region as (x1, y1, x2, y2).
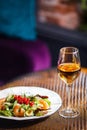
(57, 47, 81, 118)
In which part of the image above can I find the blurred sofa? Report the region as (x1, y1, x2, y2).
(0, 0, 52, 85)
(0, 36, 51, 85)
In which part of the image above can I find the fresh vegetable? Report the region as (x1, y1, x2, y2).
(0, 94, 51, 117)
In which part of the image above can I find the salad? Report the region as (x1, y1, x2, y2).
(0, 94, 51, 117)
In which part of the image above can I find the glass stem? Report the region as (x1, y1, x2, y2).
(67, 84, 72, 110)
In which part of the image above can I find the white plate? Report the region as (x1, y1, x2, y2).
(0, 86, 62, 121)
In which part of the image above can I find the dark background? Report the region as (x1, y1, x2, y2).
(37, 22, 87, 68)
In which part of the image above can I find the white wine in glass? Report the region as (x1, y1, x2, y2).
(57, 47, 81, 118)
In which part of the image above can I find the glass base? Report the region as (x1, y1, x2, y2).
(59, 108, 80, 118)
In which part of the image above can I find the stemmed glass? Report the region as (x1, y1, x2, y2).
(57, 47, 81, 118)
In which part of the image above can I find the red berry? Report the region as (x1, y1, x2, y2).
(18, 95, 21, 99)
(14, 95, 18, 100)
(18, 99, 23, 104)
(26, 100, 29, 105)
(29, 101, 34, 107)
(23, 97, 27, 104)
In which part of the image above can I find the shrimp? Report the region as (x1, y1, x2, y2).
(38, 99, 49, 110)
(0, 98, 5, 110)
(13, 104, 25, 117)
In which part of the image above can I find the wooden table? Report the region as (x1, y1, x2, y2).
(0, 67, 87, 130)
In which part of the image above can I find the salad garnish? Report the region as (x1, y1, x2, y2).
(0, 94, 51, 117)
